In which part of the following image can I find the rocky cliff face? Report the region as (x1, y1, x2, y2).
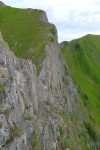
(0, 30, 64, 149)
(0, 1, 5, 8)
(0, 3, 99, 150)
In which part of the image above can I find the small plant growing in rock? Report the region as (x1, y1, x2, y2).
(32, 130, 41, 150)
(24, 115, 33, 121)
(9, 76, 13, 81)
(50, 26, 56, 35)
(62, 138, 68, 149)
(59, 125, 64, 137)
(0, 68, 6, 78)
(84, 122, 97, 142)
(64, 96, 67, 102)
(0, 108, 10, 118)
(0, 83, 4, 96)
(48, 35, 54, 43)
(6, 126, 21, 144)
(60, 111, 67, 123)
(59, 125, 69, 150)
(23, 98, 30, 110)
(0, 122, 3, 129)
(3, 109, 10, 118)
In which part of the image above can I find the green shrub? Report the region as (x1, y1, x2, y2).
(32, 130, 41, 150)
(59, 125, 69, 149)
(62, 138, 68, 149)
(0, 108, 10, 118)
(50, 26, 56, 35)
(84, 122, 97, 141)
(3, 109, 10, 118)
(64, 96, 67, 102)
(0, 123, 3, 129)
(59, 125, 64, 137)
(0, 83, 4, 95)
(60, 111, 67, 122)
(77, 86, 89, 107)
(24, 115, 33, 121)
(6, 126, 21, 144)
(75, 43, 81, 50)
(48, 35, 54, 42)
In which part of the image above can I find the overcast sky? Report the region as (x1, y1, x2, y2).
(2, 0, 100, 42)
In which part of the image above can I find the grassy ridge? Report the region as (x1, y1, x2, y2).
(62, 35, 100, 130)
(0, 6, 51, 74)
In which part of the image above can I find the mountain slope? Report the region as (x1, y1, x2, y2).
(0, 2, 100, 150)
(61, 34, 100, 131)
(0, 4, 57, 74)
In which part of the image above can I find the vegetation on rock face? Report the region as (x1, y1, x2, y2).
(59, 125, 64, 137)
(0, 122, 2, 129)
(59, 125, 69, 150)
(0, 108, 10, 118)
(50, 25, 57, 35)
(61, 34, 100, 136)
(48, 35, 55, 42)
(32, 130, 41, 150)
(0, 83, 4, 95)
(84, 122, 97, 141)
(6, 126, 21, 144)
(24, 115, 33, 121)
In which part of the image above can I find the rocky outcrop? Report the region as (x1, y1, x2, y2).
(0, 32, 38, 149)
(0, 7, 97, 150)
(0, 28, 52, 145)
(0, 28, 77, 149)
(0, 1, 5, 9)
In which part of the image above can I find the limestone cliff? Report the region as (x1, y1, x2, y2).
(0, 2, 99, 150)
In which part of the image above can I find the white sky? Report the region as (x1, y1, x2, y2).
(2, 0, 100, 42)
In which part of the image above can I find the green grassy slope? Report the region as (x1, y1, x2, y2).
(0, 5, 56, 74)
(62, 34, 100, 131)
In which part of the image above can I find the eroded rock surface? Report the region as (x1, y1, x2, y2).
(0, 27, 96, 150)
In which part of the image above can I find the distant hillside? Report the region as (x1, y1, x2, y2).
(61, 34, 100, 131)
